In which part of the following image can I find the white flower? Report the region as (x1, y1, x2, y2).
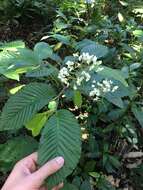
(96, 67, 104, 72)
(76, 76, 84, 86)
(92, 56, 97, 64)
(89, 59, 102, 71)
(81, 71, 91, 81)
(96, 60, 102, 66)
(109, 80, 113, 85)
(96, 79, 119, 93)
(73, 84, 77, 90)
(92, 84, 95, 88)
(79, 52, 94, 64)
(73, 53, 79, 57)
(102, 79, 112, 87)
(85, 0, 95, 4)
(93, 97, 100, 101)
(65, 61, 74, 67)
(89, 88, 100, 97)
(112, 86, 119, 92)
(59, 67, 69, 76)
(97, 82, 103, 87)
(58, 67, 70, 86)
(65, 61, 75, 71)
(101, 79, 112, 92)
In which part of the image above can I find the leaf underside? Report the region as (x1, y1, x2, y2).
(38, 109, 81, 189)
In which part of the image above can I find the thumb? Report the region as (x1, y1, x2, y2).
(27, 157, 64, 188)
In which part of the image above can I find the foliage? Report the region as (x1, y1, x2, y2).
(0, 0, 57, 24)
(0, 136, 38, 172)
(0, 0, 143, 190)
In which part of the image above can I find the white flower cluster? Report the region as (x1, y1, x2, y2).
(58, 52, 119, 101)
(79, 52, 96, 64)
(85, 0, 95, 5)
(85, 0, 95, 7)
(58, 52, 99, 87)
(89, 79, 119, 101)
(58, 67, 70, 85)
(76, 71, 91, 86)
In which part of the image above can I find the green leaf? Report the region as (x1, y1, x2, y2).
(17, 48, 40, 66)
(80, 180, 91, 190)
(34, 42, 53, 60)
(109, 155, 120, 168)
(89, 172, 100, 178)
(133, 30, 143, 41)
(72, 176, 82, 188)
(38, 109, 81, 189)
(26, 112, 51, 137)
(107, 108, 125, 121)
(73, 91, 82, 108)
(0, 41, 25, 51)
(97, 66, 128, 87)
(130, 63, 141, 71)
(0, 136, 38, 172)
(0, 48, 39, 76)
(75, 39, 95, 50)
(132, 105, 143, 128)
(0, 83, 56, 131)
(84, 161, 96, 172)
(4, 71, 20, 81)
(0, 51, 19, 72)
(81, 43, 108, 59)
(106, 97, 124, 108)
(51, 34, 71, 45)
(10, 85, 25, 94)
(62, 183, 79, 190)
(26, 65, 58, 78)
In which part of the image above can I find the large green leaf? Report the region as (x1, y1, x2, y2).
(26, 65, 58, 78)
(0, 136, 38, 172)
(62, 183, 79, 190)
(75, 39, 96, 50)
(34, 42, 53, 60)
(51, 34, 71, 45)
(4, 71, 20, 81)
(17, 48, 40, 66)
(38, 109, 81, 189)
(73, 90, 82, 108)
(133, 30, 143, 41)
(26, 111, 53, 137)
(0, 83, 56, 131)
(105, 96, 124, 108)
(80, 180, 91, 190)
(81, 43, 108, 59)
(0, 40, 25, 51)
(132, 105, 143, 128)
(97, 66, 128, 87)
(0, 48, 39, 80)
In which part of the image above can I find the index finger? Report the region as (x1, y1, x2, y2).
(31, 157, 64, 186)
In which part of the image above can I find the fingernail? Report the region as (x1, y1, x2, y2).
(55, 157, 64, 167)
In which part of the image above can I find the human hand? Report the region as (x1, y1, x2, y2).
(1, 152, 64, 190)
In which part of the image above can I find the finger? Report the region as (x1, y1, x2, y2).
(30, 157, 64, 187)
(40, 187, 48, 190)
(14, 152, 38, 174)
(52, 183, 64, 190)
(58, 183, 64, 189)
(52, 186, 59, 190)
(16, 152, 37, 168)
(2, 153, 38, 188)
